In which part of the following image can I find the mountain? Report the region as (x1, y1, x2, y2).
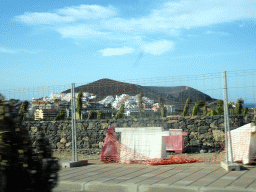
(242, 103, 256, 109)
(61, 78, 218, 110)
(142, 86, 217, 110)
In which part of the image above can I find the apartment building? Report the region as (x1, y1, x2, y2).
(164, 105, 176, 113)
(125, 108, 154, 118)
(76, 109, 112, 120)
(31, 102, 40, 109)
(143, 103, 153, 109)
(46, 103, 55, 109)
(83, 102, 105, 110)
(53, 102, 66, 109)
(152, 103, 160, 112)
(32, 101, 55, 110)
(34, 108, 61, 120)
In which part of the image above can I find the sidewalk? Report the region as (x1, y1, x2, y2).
(52, 160, 256, 192)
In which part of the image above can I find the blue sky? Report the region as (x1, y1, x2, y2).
(0, 0, 256, 103)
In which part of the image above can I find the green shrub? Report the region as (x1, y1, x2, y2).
(114, 104, 125, 119)
(182, 98, 191, 116)
(191, 100, 205, 116)
(87, 110, 97, 119)
(203, 105, 208, 116)
(234, 98, 244, 115)
(161, 106, 167, 117)
(0, 96, 60, 191)
(206, 109, 218, 116)
(243, 107, 248, 115)
(54, 109, 66, 121)
(97, 110, 103, 119)
(217, 100, 224, 115)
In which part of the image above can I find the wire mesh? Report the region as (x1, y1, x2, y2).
(0, 69, 255, 164)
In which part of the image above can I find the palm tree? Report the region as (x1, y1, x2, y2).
(191, 100, 205, 116)
(182, 98, 191, 116)
(217, 100, 224, 115)
(234, 98, 244, 115)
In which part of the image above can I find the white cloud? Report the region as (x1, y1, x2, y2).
(155, 0, 255, 28)
(56, 24, 111, 38)
(57, 5, 117, 19)
(15, 12, 75, 25)
(142, 40, 174, 55)
(100, 46, 134, 56)
(13, 1, 256, 45)
(102, 0, 256, 33)
(205, 30, 229, 36)
(0, 47, 40, 54)
(14, 4, 117, 25)
(0, 47, 16, 54)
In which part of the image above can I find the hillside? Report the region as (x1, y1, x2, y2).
(61, 78, 218, 109)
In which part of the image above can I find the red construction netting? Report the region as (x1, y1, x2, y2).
(100, 126, 256, 166)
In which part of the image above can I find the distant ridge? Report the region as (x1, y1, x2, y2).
(242, 103, 256, 108)
(62, 78, 144, 101)
(61, 78, 217, 109)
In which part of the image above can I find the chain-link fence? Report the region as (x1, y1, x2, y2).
(0, 69, 255, 164)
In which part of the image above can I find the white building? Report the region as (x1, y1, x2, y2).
(112, 94, 130, 110)
(98, 95, 115, 106)
(47, 92, 91, 102)
(164, 105, 176, 113)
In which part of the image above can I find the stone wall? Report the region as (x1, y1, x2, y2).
(21, 114, 256, 155)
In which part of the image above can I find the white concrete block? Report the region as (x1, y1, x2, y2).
(227, 123, 256, 165)
(115, 127, 168, 162)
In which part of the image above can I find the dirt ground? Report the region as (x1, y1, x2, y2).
(52, 150, 227, 163)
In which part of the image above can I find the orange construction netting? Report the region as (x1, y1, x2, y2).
(99, 126, 237, 165)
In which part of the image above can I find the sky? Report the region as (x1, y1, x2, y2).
(0, 0, 256, 103)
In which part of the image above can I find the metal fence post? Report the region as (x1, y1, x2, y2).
(71, 83, 78, 162)
(223, 71, 234, 163)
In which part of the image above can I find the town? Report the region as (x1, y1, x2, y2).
(29, 92, 178, 121)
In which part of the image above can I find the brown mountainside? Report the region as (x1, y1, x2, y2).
(61, 78, 218, 109)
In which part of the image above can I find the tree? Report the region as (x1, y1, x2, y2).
(0, 93, 5, 101)
(115, 104, 124, 119)
(206, 109, 218, 116)
(161, 106, 167, 117)
(87, 109, 97, 120)
(97, 110, 103, 119)
(0, 98, 60, 191)
(228, 102, 234, 115)
(158, 96, 164, 108)
(106, 103, 112, 108)
(24, 113, 35, 121)
(20, 100, 29, 120)
(138, 92, 144, 118)
(87, 110, 93, 120)
(9, 99, 19, 105)
(243, 107, 248, 115)
(158, 96, 166, 117)
(203, 105, 208, 116)
(54, 109, 66, 121)
(182, 98, 191, 116)
(234, 98, 244, 115)
(54, 98, 60, 103)
(228, 102, 234, 109)
(217, 100, 224, 115)
(76, 91, 83, 120)
(191, 100, 205, 116)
